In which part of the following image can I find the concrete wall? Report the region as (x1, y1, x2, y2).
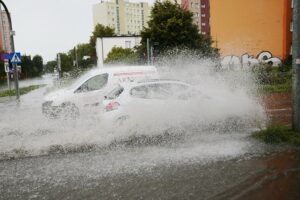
(96, 36, 141, 67)
(210, 0, 292, 60)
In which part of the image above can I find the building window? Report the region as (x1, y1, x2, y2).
(201, 14, 206, 17)
(201, 4, 206, 8)
(125, 41, 131, 48)
(202, 23, 206, 26)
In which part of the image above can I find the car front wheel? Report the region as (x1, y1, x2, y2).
(60, 102, 80, 119)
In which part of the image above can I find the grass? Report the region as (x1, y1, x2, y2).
(252, 125, 300, 146)
(259, 81, 292, 93)
(0, 84, 46, 97)
(255, 65, 292, 94)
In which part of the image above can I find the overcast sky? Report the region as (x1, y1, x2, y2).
(4, 0, 152, 62)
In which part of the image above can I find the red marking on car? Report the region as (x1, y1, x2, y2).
(113, 71, 156, 76)
(106, 101, 120, 111)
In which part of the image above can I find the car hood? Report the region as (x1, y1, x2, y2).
(44, 88, 73, 104)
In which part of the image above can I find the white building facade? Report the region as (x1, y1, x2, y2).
(96, 36, 141, 66)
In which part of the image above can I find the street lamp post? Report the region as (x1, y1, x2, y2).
(293, 0, 300, 131)
(0, 0, 20, 100)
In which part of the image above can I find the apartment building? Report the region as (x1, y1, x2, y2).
(200, 0, 210, 35)
(182, 0, 201, 30)
(92, 0, 150, 35)
(0, 10, 12, 52)
(181, 0, 210, 34)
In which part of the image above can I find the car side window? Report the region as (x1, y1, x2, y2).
(76, 73, 108, 93)
(130, 86, 148, 98)
(146, 84, 172, 99)
(130, 83, 192, 99)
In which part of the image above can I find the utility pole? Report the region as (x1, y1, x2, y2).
(75, 47, 79, 68)
(147, 38, 150, 65)
(150, 46, 154, 66)
(57, 53, 62, 79)
(0, 1, 19, 100)
(293, 0, 300, 131)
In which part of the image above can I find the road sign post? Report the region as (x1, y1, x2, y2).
(4, 61, 11, 90)
(2, 53, 10, 90)
(9, 52, 21, 100)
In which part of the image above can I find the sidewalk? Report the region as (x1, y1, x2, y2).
(0, 96, 16, 103)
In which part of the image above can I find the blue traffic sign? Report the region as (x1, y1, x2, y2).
(9, 52, 22, 64)
(1, 53, 10, 61)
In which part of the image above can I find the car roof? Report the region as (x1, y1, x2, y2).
(137, 79, 184, 84)
(70, 65, 157, 89)
(85, 65, 157, 77)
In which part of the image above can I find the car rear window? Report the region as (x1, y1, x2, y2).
(105, 85, 124, 100)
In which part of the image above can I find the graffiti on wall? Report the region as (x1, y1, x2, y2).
(221, 51, 282, 69)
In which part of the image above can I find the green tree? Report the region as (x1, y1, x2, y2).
(32, 55, 43, 77)
(59, 53, 73, 73)
(139, 1, 218, 57)
(21, 55, 33, 79)
(68, 43, 96, 69)
(44, 60, 57, 73)
(89, 24, 115, 58)
(0, 49, 5, 82)
(90, 24, 115, 48)
(104, 47, 139, 65)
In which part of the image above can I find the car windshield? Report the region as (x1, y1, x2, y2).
(105, 85, 124, 100)
(75, 73, 108, 93)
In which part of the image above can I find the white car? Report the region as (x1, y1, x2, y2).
(42, 66, 158, 118)
(102, 79, 199, 124)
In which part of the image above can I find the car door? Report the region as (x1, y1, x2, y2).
(73, 73, 109, 107)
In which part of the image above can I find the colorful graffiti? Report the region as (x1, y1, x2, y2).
(221, 51, 282, 69)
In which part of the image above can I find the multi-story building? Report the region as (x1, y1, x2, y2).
(210, 0, 293, 60)
(181, 0, 210, 34)
(182, 0, 201, 30)
(92, 0, 151, 35)
(200, 0, 210, 35)
(0, 10, 12, 52)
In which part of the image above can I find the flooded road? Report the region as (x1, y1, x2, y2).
(1, 147, 299, 200)
(0, 71, 297, 199)
(212, 149, 300, 200)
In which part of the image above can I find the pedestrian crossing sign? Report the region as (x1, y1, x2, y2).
(9, 52, 21, 64)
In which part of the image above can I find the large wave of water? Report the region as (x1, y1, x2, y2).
(0, 58, 267, 162)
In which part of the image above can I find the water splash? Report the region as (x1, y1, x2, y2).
(0, 56, 266, 162)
